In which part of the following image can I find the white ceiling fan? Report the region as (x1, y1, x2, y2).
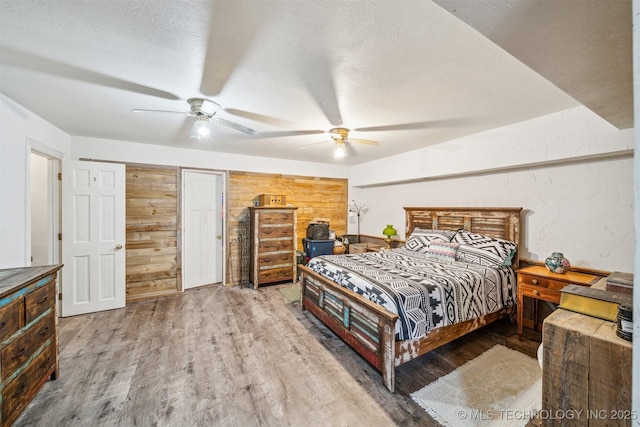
(132, 98, 257, 140)
(301, 127, 380, 158)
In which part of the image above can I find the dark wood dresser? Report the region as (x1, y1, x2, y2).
(249, 206, 297, 289)
(0, 264, 62, 426)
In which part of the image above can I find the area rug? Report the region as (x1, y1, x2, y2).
(278, 284, 301, 303)
(410, 345, 541, 427)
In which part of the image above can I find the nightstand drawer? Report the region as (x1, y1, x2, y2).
(521, 284, 560, 304)
(519, 274, 566, 291)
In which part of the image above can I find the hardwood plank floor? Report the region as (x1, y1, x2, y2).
(15, 283, 541, 427)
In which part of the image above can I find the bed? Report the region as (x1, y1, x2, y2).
(298, 207, 522, 392)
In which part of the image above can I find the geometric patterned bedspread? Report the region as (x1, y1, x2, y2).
(305, 247, 516, 341)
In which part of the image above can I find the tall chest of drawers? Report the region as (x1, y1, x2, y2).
(249, 206, 298, 289)
(0, 265, 62, 426)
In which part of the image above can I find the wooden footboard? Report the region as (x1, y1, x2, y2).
(298, 265, 399, 391)
(299, 265, 511, 392)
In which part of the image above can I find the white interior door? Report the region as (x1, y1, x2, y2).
(61, 160, 126, 316)
(183, 171, 223, 289)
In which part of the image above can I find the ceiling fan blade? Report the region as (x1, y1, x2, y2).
(254, 130, 325, 139)
(224, 108, 298, 128)
(300, 55, 343, 126)
(199, 2, 272, 96)
(354, 119, 470, 132)
(0, 47, 180, 100)
(348, 138, 381, 146)
(131, 109, 193, 116)
(214, 117, 258, 135)
(298, 140, 330, 149)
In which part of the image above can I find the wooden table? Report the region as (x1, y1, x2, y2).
(517, 265, 600, 337)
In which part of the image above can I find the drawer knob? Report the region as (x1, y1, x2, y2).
(533, 290, 539, 295)
(532, 279, 538, 285)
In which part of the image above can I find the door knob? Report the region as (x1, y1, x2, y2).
(115, 244, 123, 250)
(216, 235, 222, 240)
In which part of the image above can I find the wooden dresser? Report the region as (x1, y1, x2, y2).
(0, 265, 62, 426)
(249, 206, 298, 289)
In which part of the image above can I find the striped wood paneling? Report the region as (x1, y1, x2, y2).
(126, 165, 179, 301)
(124, 166, 347, 295)
(227, 171, 348, 286)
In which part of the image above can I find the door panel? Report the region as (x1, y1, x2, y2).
(183, 171, 223, 289)
(62, 160, 125, 316)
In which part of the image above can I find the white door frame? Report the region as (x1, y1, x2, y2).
(25, 139, 63, 314)
(180, 169, 226, 290)
(25, 138, 64, 267)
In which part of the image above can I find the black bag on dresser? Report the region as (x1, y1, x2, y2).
(306, 223, 330, 240)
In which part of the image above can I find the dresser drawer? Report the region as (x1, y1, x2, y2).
(258, 266, 293, 284)
(2, 344, 55, 421)
(258, 251, 294, 266)
(258, 238, 293, 253)
(0, 298, 24, 343)
(1, 313, 55, 381)
(521, 284, 561, 304)
(25, 281, 55, 324)
(258, 225, 293, 239)
(259, 211, 294, 225)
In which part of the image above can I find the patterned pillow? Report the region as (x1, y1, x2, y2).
(452, 229, 517, 267)
(423, 241, 459, 262)
(405, 228, 456, 253)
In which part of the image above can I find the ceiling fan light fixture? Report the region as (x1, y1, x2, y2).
(334, 142, 347, 158)
(190, 116, 210, 140)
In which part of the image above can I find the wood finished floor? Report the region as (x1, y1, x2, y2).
(16, 283, 541, 427)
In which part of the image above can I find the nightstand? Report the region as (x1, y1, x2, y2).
(349, 243, 384, 253)
(517, 265, 599, 337)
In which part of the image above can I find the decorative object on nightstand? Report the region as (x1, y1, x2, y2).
(382, 224, 397, 249)
(516, 265, 600, 337)
(544, 251, 570, 274)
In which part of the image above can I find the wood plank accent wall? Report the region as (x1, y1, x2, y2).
(123, 166, 346, 296)
(227, 171, 348, 286)
(126, 165, 179, 301)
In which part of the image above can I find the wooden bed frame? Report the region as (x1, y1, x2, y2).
(299, 206, 522, 392)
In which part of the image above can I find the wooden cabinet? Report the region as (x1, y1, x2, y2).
(0, 265, 62, 427)
(542, 309, 632, 426)
(249, 207, 297, 289)
(517, 265, 599, 337)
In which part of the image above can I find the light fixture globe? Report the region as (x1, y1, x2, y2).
(190, 116, 210, 140)
(334, 142, 347, 158)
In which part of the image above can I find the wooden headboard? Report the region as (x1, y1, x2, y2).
(404, 207, 523, 266)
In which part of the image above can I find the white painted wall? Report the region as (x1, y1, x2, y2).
(71, 136, 350, 179)
(30, 152, 50, 265)
(631, 0, 639, 421)
(349, 106, 635, 273)
(350, 155, 633, 272)
(0, 94, 71, 268)
(351, 106, 633, 187)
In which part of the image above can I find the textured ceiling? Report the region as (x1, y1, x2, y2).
(0, 0, 631, 165)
